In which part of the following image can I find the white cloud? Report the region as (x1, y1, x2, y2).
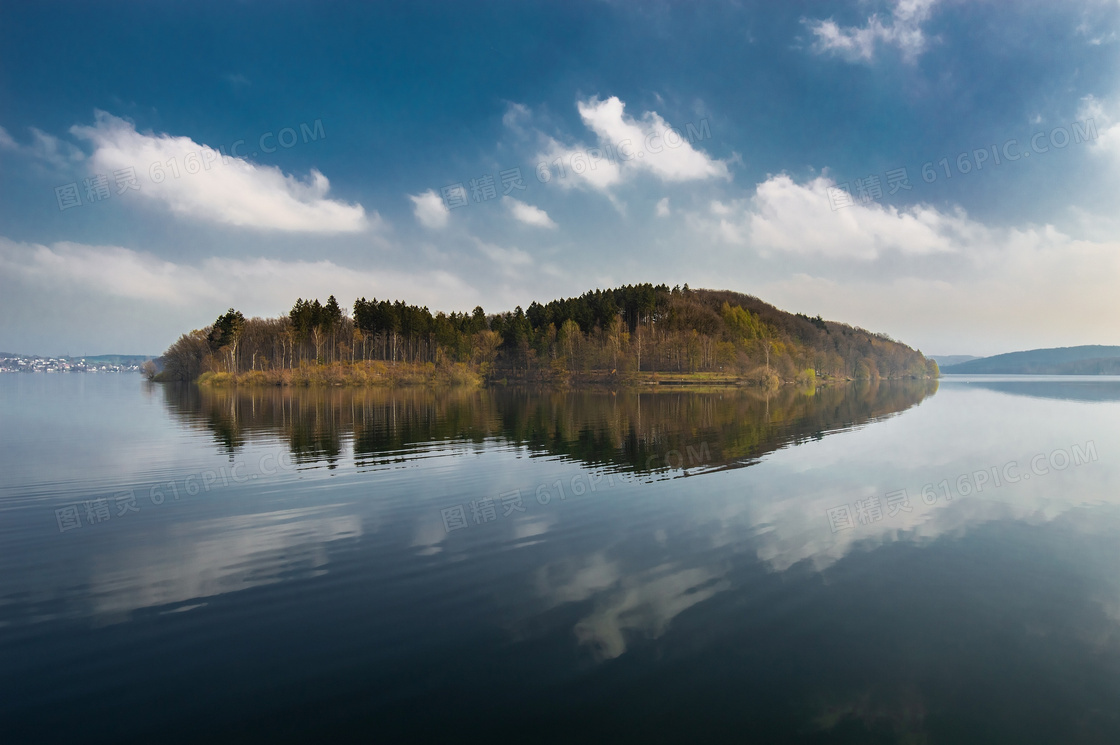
(504, 196, 557, 228)
(1076, 10, 1119, 47)
(687, 174, 1025, 261)
(70, 111, 368, 233)
(756, 252, 1120, 364)
(0, 238, 477, 315)
(680, 172, 1120, 355)
(745, 174, 972, 259)
(472, 237, 534, 276)
(0, 125, 86, 169)
(656, 197, 671, 217)
(0, 126, 17, 150)
(31, 128, 87, 168)
(0, 239, 193, 305)
(532, 95, 728, 193)
(709, 199, 732, 216)
(409, 189, 450, 230)
(537, 135, 625, 192)
(807, 0, 939, 63)
(578, 96, 728, 181)
(502, 102, 531, 132)
(1078, 95, 1117, 155)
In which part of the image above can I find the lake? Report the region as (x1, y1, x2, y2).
(2, 373, 1119, 743)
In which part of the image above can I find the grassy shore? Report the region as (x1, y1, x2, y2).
(192, 361, 931, 389)
(195, 361, 483, 388)
(484, 368, 919, 388)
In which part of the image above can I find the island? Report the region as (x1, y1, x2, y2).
(152, 283, 940, 387)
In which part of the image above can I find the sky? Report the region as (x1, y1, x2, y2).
(2, 0, 1119, 358)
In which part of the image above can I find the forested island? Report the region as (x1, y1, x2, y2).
(153, 283, 939, 387)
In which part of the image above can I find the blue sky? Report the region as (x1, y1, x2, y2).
(2, 0, 1119, 356)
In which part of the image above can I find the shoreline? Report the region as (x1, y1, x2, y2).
(171, 361, 937, 390)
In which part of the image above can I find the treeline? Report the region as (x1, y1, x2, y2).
(157, 283, 939, 384)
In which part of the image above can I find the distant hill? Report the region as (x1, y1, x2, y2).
(929, 355, 979, 367)
(942, 346, 1120, 374)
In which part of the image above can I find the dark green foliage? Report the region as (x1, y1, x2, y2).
(209, 308, 245, 352)
(522, 283, 670, 334)
(797, 313, 829, 333)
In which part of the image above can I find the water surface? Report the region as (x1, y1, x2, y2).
(2, 374, 1119, 743)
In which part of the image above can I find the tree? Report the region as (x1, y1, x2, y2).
(209, 308, 245, 371)
(323, 295, 343, 361)
(161, 329, 211, 381)
(473, 330, 501, 373)
(558, 319, 581, 370)
(209, 308, 244, 349)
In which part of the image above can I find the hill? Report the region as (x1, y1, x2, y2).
(157, 283, 939, 385)
(929, 355, 979, 367)
(941, 345, 1120, 374)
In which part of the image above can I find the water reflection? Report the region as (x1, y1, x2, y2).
(86, 506, 362, 623)
(941, 374, 1120, 402)
(13, 375, 1120, 742)
(160, 380, 940, 475)
(154, 379, 943, 665)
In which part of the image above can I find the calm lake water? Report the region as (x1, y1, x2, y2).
(2, 373, 1120, 743)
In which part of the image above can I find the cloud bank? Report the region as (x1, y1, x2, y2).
(70, 111, 369, 233)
